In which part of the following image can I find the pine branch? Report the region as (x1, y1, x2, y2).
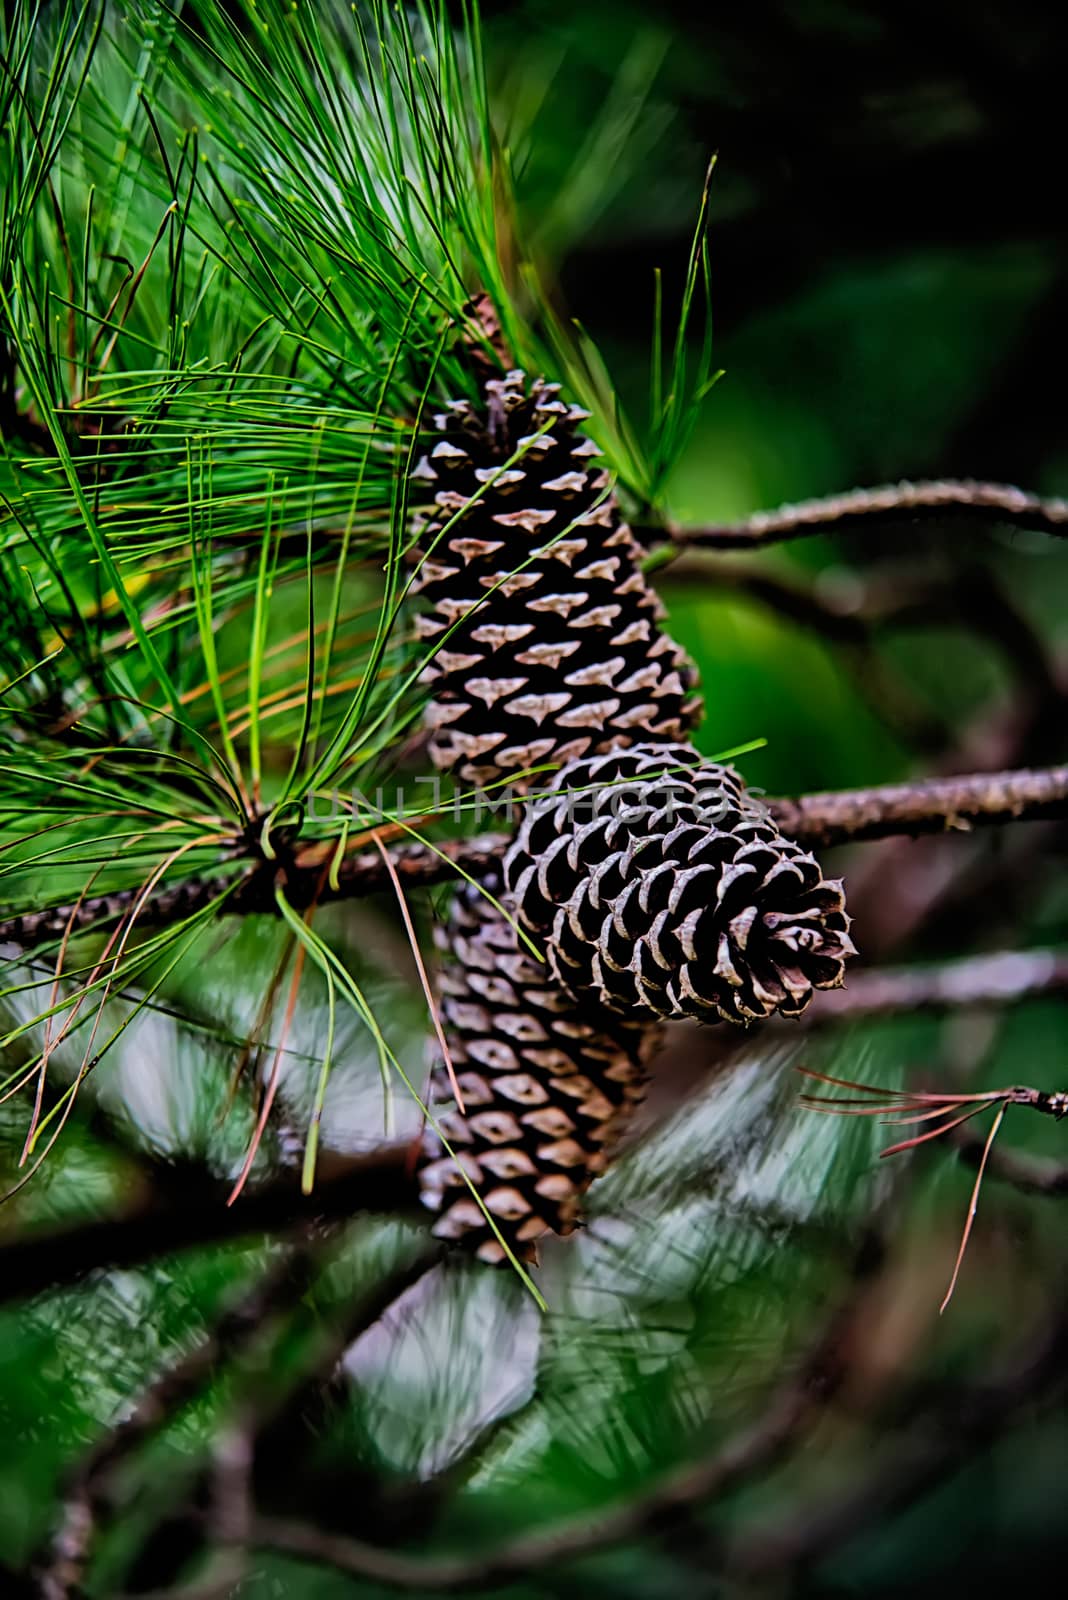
(657, 558, 1065, 757)
(234, 1262, 1068, 1597)
(41, 1248, 320, 1600)
(805, 948, 1068, 1023)
(4, 767, 1067, 954)
(650, 480, 1068, 553)
(46, 1244, 442, 1600)
(247, 1323, 851, 1589)
(664, 560, 1062, 704)
(769, 762, 1068, 846)
(0, 834, 512, 950)
(0, 1144, 415, 1306)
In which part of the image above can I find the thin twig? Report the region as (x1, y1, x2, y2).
(650, 480, 1068, 553)
(768, 762, 1068, 847)
(659, 559, 1063, 748)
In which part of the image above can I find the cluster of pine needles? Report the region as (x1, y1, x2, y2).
(798, 1068, 1068, 1310)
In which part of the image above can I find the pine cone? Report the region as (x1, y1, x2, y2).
(504, 744, 855, 1026)
(410, 370, 701, 788)
(418, 876, 659, 1263)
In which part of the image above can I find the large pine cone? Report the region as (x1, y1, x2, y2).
(418, 876, 659, 1263)
(410, 370, 701, 787)
(504, 745, 855, 1026)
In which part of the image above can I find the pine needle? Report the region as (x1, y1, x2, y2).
(795, 1066, 1059, 1311)
(19, 861, 108, 1164)
(878, 1104, 993, 1159)
(301, 958, 336, 1197)
(372, 829, 464, 1115)
(228, 937, 307, 1205)
(940, 1103, 1006, 1315)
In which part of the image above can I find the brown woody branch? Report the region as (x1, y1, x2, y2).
(0, 833, 512, 952)
(3, 768, 1066, 953)
(651, 479, 1068, 553)
(805, 947, 1068, 1024)
(58, 1246, 443, 1600)
(662, 559, 1063, 713)
(0, 1144, 415, 1306)
(769, 762, 1068, 847)
(244, 1266, 1068, 1594)
(40, 1248, 320, 1600)
(658, 558, 1068, 762)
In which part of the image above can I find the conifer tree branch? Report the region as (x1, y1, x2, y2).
(0, 834, 513, 950)
(43, 1244, 443, 1600)
(663, 560, 1062, 705)
(40, 1248, 320, 1600)
(215, 1270, 1068, 1595)
(3, 770, 1067, 953)
(246, 1329, 851, 1589)
(650, 480, 1068, 553)
(805, 947, 1068, 1023)
(0, 1144, 415, 1306)
(768, 762, 1068, 845)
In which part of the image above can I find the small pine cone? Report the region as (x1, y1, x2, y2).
(418, 876, 660, 1264)
(504, 744, 856, 1026)
(409, 370, 701, 787)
